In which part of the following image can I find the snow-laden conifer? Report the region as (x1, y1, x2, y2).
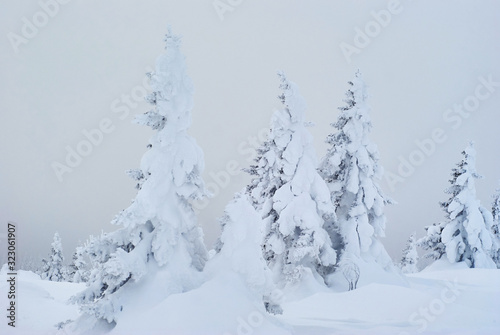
(318, 71, 393, 269)
(420, 143, 495, 268)
(67, 246, 89, 283)
(246, 72, 336, 286)
(73, 28, 209, 324)
(418, 222, 446, 261)
(43, 232, 65, 282)
(400, 232, 419, 274)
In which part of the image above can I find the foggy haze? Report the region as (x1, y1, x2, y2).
(1, 0, 500, 266)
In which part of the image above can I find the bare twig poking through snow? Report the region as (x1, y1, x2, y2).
(340, 259, 360, 291)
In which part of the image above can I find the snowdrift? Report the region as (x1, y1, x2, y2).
(1, 261, 499, 335)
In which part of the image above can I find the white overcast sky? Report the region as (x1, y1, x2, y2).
(1, 0, 500, 264)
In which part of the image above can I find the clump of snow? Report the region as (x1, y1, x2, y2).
(209, 192, 274, 299)
(420, 257, 470, 272)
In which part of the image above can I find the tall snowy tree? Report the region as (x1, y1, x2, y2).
(421, 142, 495, 268)
(73, 28, 209, 325)
(318, 70, 393, 270)
(246, 72, 337, 286)
(43, 232, 65, 282)
(490, 186, 500, 267)
(399, 232, 419, 274)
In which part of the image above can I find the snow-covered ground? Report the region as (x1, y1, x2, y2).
(1, 260, 499, 335)
(0, 270, 84, 335)
(282, 261, 500, 334)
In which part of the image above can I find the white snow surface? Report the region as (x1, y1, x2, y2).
(2, 261, 499, 335)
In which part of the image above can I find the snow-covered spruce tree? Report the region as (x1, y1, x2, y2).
(246, 72, 337, 286)
(422, 142, 495, 268)
(79, 234, 112, 271)
(490, 186, 500, 267)
(318, 70, 393, 269)
(68, 246, 89, 283)
(418, 222, 446, 261)
(73, 29, 208, 324)
(43, 232, 65, 282)
(399, 232, 419, 274)
(66, 252, 77, 281)
(39, 258, 49, 279)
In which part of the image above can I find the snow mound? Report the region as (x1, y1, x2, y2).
(282, 267, 500, 334)
(2, 266, 499, 335)
(421, 257, 470, 272)
(327, 257, 407, 291)
(0, 270, 85, 335)
(111, 270, 291, 335)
